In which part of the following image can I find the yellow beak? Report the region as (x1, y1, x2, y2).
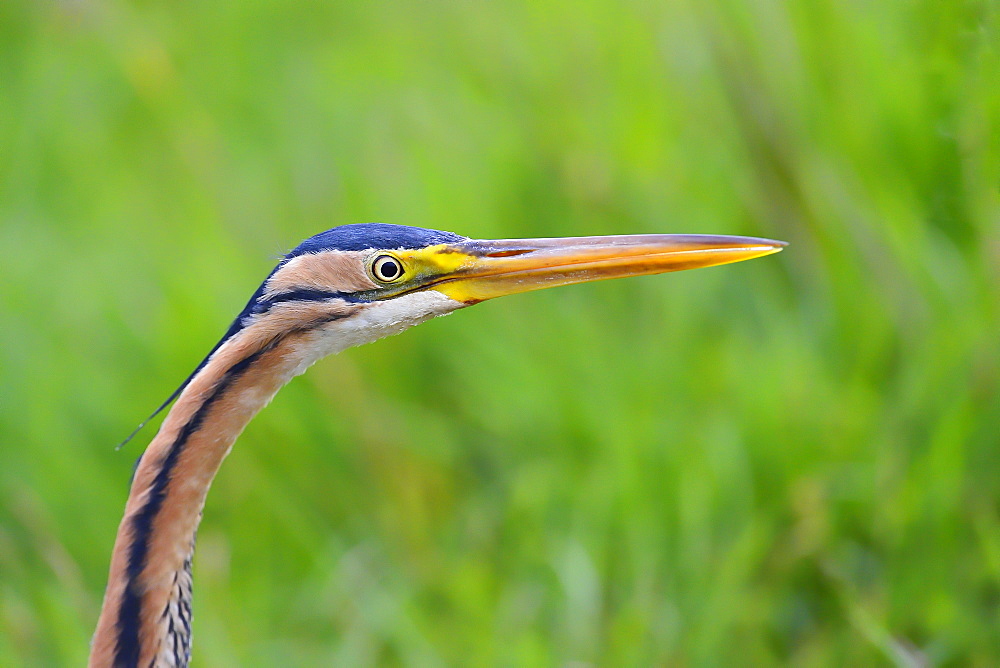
(426, 234, 786, 304)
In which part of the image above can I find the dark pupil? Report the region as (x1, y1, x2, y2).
(378, 259, 400, 280)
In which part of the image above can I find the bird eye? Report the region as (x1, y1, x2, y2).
(371, 254, 404, 283)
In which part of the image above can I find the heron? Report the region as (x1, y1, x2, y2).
(89, 223, 785, 667)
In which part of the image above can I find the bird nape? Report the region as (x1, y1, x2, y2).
(90, 223, 785, 667)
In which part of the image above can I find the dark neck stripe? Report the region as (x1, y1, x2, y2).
(114, 312, 351, 666)
(115, 341, 275, 666)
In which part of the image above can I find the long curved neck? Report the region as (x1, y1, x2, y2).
(89, 317, 342, 667)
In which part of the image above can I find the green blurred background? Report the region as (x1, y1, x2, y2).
(1, 0, 998, 665)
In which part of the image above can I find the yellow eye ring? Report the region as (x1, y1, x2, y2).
(370, 254, 405, 283)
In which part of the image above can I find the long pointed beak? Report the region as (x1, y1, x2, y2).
(428, 234, 787, 304)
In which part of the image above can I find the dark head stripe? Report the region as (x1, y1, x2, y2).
(250, 289, 366, 316)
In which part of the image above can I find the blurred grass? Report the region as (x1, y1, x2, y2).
(1, 0, 999, 664)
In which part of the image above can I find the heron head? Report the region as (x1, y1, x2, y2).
(225, 222, 785, 356)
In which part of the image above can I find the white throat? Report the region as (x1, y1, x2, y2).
(289, 290, 465, 377)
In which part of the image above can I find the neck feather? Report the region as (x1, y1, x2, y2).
(89, 307, 350, 667)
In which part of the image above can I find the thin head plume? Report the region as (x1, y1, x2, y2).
(114, 361, 203, 451)
(114, 396, 174, 451)
(114, 241, 297, 451)
(114, 314, 246, 451)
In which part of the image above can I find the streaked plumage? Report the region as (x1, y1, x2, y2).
(90, 223, 785, 667)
